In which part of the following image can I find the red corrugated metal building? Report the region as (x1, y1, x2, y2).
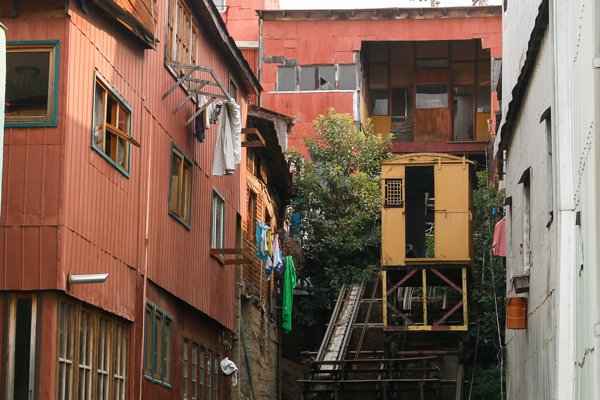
(0, 0, 262, 398)
(254, 7, 502, 162)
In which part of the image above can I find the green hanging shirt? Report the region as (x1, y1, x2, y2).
(282, 256, 296, 334)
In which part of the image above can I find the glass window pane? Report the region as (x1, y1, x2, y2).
(391, 88, 409, 118)
(318, 66, 335, 90)
(93, 86, 106, 149)
(370, 89, 389, 116)
(277, 67, 295, 91)
(6, 50, 51, 118)
(338, 65, 356, 90)
(416, 84, 448, 109)
(299, 66, 316, 91)
(170, 154, 183, 214)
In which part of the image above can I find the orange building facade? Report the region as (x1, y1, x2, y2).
(0, 0, 265, 399)
(254, 7, 502, 161)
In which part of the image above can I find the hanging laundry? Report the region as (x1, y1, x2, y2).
(282, 256, 296, 334)
(256, 221, 269, 261)
(220, 357, 239, 386)
(492, 217, 506, 257)
(212, 100, 242, 176)
(194, 95, 211, 142)
(266, 228, 273, 258)
(265, 256, 273, 276)
(273, 234, 283, 273)
(210, 102, 222, 125)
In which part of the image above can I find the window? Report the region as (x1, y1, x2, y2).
(113, 323, 128, 399)
(166, 0, 199, 69)
(416, 84, 448, 109)
(169, 144, 193, 227)
(391, 88, 412, 122)
(57, 302, 75, 400)
(229, 78, 238, 102)
(97, 318, 111, 400)
(199, 348, 205, 400)
(57, 301, 130, 400)
(211, 191, 225, 249)
(369, 89, 389, 116)
(183, 340, 189, 399)
(299, 66, 316, 91)
(338, 65, 357, 90)
(191, 344, 198, 400)
(277, 66, 296, 91)
(92, 75, 134, 174)
(247, 190, 257, 242)
(206, 352, 212, 398)
(77, 310, 93, 400)
(212, 0, 226, 12)
(318, 65, 335, 90)
(6, 41, 59, 126)
(384, 179, 404, 208)
(144, 302, 172, 386)
(214, 354, 220, 400)
(277, 65, 357, 91)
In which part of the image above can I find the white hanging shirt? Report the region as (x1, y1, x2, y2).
(212, 100, 242, 176)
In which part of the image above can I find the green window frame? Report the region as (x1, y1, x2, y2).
(5, 40, 60, 127)
(143, 302, 173, 387)
(91, 73, 135, 176)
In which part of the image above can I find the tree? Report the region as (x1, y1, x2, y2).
(466, 171, 506, 399)
(286, 109, 391, 325)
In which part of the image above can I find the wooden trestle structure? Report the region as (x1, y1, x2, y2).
(301, 154, 475, 399)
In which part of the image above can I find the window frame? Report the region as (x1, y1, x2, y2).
(415, 83, 449, 110)
(165, 0, 199, 69)
(276, 64, 357, 93)
(5, 40, 60, 127)
(211, 190, 226, 249)
(169, 142, 194, 228)
(56, 300, 130, 400)
(143, 302, 173, 387)
(91, 72, 134, 176)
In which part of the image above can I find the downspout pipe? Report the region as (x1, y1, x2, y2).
(0, 23, 6, 214)
(552, 1, 577, 399)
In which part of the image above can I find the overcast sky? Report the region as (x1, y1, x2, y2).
(280, 0, 501, 9)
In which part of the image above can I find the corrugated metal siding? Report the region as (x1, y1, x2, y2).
(570, 0, 599, 397)
(499, 0, 545, 137)
(260, 16, 501, 155)
(63, 3, 248, 327)
(502, 32, 555, 400)
(241, 48, 259, 104)
(0, 3, 249, 329)
(0, 17, 68, 290)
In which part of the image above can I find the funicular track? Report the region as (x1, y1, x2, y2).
(300, 277, 465, 400)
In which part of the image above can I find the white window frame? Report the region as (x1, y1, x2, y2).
(211, 190, 225, 249)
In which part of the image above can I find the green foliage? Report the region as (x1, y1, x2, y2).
(287, 110, 391, 325)
(468, 171, 506, 397)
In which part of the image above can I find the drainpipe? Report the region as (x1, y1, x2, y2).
(0, 23, 6, 214)
(552, 1, 576, 399)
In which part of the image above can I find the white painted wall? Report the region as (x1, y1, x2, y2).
(501, 1, 600, 399)
(503, 27, 555, 400)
